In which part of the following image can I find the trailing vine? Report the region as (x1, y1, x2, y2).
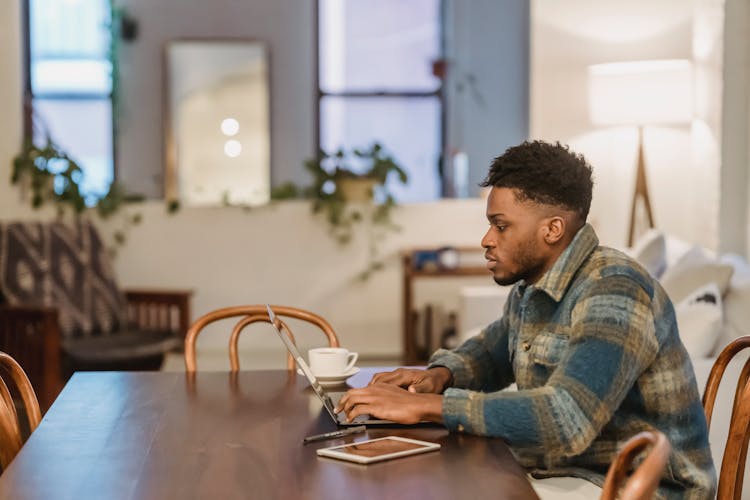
(11, 137, 143, 254)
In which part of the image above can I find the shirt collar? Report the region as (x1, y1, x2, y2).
(529, 223, 599, 302)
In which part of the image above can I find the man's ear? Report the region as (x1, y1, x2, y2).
(542, 216, 566, 245)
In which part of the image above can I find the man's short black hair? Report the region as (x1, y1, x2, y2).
(481, 140, 594, 222)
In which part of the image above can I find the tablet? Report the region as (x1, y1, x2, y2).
(316, 436, 440, 464)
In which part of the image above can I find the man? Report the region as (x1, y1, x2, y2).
(336, 141, 716, 498)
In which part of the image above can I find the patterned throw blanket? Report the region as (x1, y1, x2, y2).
(0, 221, 127, 338)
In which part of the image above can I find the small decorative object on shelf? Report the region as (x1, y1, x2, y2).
(437, 246, 460, 270)
(412, 249, 440, 271)
(413, 247, 460, 272)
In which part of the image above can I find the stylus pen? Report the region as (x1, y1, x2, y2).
(303, 425, 367, 445)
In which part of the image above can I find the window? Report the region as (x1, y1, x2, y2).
(24, 0, 114, 203)
(317, 0, 444, 203)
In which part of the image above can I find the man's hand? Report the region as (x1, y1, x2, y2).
(368, 367, 453, 394)
(334, 383, 444, 425)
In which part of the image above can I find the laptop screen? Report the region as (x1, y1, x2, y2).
(265, 305, 339, 419)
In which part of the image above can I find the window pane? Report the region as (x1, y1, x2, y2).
(30, 0, 109, 57)
(33, 98, 113, 200)
(320, 96, 441, 203)
(32, 59, 111, 94)
(319, 0, 441, 92)
(30, 0, 111, 94)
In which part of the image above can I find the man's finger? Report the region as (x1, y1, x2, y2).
(335, 388, 363, 412)
(369, 372, 392, 385)
(342, 394, 379, 421)
(337, 388, 375, 413)
(407, 377, 432, 393)
(334, 393, 347, 413)
(345, 402, 371, 423)
(369, 370, 405, 385)
(407, 382, 426, 393)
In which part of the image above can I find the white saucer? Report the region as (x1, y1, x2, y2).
(314, 367, 360, 386)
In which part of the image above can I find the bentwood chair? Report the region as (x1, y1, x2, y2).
(184, 305, 340, 372)
(600, 430, 671, 500)
(0, 351, 41, 470)
(702, 336, 750, 499)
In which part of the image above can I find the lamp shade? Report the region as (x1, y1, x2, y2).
(588, 59, 693, 126)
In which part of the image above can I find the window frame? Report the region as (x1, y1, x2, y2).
(313, 0, 447, 199)
(21, 0, 117, 193)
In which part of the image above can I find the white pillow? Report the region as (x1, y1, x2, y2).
(627, 229, 667, 278)
(676, 283, 723, 359)
(664, 234, 693, 269)
(660, 246, 734, 303)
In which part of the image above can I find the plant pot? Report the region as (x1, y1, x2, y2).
(338, 177, 377, 202)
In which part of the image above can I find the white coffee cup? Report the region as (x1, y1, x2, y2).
(308, 347, 358, 376)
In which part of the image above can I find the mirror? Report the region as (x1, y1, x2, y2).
(165, 40, 270, 207)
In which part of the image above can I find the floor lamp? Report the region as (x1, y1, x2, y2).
(588, 59, 693, 247)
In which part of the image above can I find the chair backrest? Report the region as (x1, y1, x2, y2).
(600, 430, 671, 500)
(0, 351, 41, 470)
(184, 305, 340, 372)
(702, 336, 750, 499)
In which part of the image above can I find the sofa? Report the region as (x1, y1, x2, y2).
(456, 229, 750, 498)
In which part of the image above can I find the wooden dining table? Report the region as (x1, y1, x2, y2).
(0, 368, 539, 500)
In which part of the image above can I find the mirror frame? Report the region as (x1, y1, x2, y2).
(163, 37, 271, 206)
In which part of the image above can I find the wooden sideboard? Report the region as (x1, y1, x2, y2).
(401, 247, 489, 365)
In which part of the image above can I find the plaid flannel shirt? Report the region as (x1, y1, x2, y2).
(429, 224, 716, 499)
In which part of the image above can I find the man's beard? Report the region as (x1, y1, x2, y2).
(492, 237, 546, 286)
(493, 275, 519, 286)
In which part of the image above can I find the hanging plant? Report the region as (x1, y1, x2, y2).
(11, 139, 87, 214)
(11, 136, 143, 254)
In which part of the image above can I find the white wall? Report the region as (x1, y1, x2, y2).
(721, 0, 750, 255)
(101, 199, 491, 360)
(0, 0, 23, 215)
(531, 0, 720, 250)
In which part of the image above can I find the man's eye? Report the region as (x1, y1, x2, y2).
(495, 224, 506, 232)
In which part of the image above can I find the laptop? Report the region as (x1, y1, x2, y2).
(266, 304, 395, 426)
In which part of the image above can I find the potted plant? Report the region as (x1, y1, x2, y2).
(273, 142, 409, 278)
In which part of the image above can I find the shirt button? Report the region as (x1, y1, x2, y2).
(522, 341, 531, 351)
(457, 424, 465, 432)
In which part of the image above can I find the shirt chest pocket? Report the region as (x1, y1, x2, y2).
(529, 332, 569, 368)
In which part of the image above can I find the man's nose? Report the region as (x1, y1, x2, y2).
(481, 227, 494, 248)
